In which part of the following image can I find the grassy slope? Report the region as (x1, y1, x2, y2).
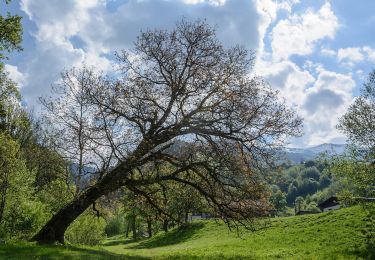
(103, 206, 372, 259)
(0, 206, 373, 259)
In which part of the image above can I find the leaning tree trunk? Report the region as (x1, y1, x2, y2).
(32, 162, 133, 243)
(32, 182, 106, 243)
(32, 141, 150, 244)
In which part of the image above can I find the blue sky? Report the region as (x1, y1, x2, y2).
(2, 0, 375, 147)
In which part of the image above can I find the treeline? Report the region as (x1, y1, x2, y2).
(0, 1, 84, 242)
(0, 74, 73, 241)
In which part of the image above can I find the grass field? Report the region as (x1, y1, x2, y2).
(0, 205, 373, 259)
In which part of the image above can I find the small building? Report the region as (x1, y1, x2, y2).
(318, 196, 340, 212)
(188, 213, 212, 221)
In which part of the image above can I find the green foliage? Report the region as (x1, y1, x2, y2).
(334, 69, 374, 199)
(65, 212, 106, 246)
(319, 174, 331, 189)
(3, 200, 50, 241)
(0, 133, 51, 240)
(301, 166, 320, 180)
(36, 179, 73, 213)
(119, 165, 208, 240)
(271, 160, 334, 206)
(286, 183, 298, 203)
(330, 153, 374, 198)
(299, 178, 319, 195)
(105, 211, 126, 237)
(0, 0, 23, 61)
(269, 185, 287, 215)
(338, 70, 375, 157)
(294, 196, 304, 212)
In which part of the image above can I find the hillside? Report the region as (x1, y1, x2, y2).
(1, 206, 373, 259)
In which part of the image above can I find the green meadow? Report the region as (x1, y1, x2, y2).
(1, 206, 373, 259)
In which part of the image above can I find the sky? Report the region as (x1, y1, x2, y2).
(2, 0, 375, 147)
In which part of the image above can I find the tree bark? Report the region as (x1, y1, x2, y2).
(163, 219, 169, 232)
(32, 140, 151, 244)
(147, 219, 152, 238)
(31, 183, 103, 243)
(0, 172, 9, 225)
(31, 162, 132, 243)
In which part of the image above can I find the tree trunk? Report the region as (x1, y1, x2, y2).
(125, 219, 130, 238)
(32, 161, 132, 243)
(147, 219, 152, 238)
(163, 219, 169, 232)
(31, 183, 103, 243)
(131, 215, 137, 240)
(0, 172, 9, 225)
(31, 138, 151, 244)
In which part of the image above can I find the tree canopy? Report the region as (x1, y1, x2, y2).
(338, 69, 375, 159)
(0, 0, 22, 62)
(33, 19, 302, 244)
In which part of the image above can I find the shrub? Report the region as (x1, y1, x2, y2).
(65, 213, 106, 245)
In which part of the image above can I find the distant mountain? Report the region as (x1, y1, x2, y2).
(306, 143, 346, 154)
(69, 163, 98, 188)
(283, 143, 347, 164)
(168, 141, 347, 164)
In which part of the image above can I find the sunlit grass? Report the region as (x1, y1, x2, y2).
(0, 206, 372, 259)
(102, 205, 372, 259)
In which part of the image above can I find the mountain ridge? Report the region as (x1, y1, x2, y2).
(283, 143, 346, 163)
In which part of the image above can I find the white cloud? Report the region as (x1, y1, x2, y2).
(255, 56, 355, 146)
(4, 64, 27, 88)
(254, 1, 350, 146)
(337, 47, 364, 62)
(321, 47, 336, 57)
(183, 0, 226, 5)
(255, 59, 314, 107)
(18, 0, 261, 108)
(335, 46, 375, 66)
(363, 46, 375, 62)
(255, 0, 300, 58)
(271, 2, 338, 61)
(301, 69, 355, 146)
(11, 0, 367, 147)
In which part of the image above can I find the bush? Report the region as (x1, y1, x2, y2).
(105, 213, 126, 237)
(65, 213, 106, 245)
(301, 167, 320, 181)
(0, 199, 50, 241)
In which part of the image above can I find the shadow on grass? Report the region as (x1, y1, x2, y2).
(343, 242, 375, 260)
(66, 245, 150, 259)
(130, 222, 205, 249)
(102, 236, 132, 247)
(0, 242, 149, 259)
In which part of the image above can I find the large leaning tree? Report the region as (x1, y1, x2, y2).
(33, 20, 302, 243)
